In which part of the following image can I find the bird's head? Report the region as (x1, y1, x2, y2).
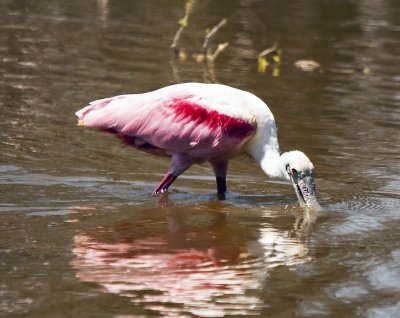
(280, 151, 321, 211)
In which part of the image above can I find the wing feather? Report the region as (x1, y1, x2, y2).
(76, 84, 257, 159)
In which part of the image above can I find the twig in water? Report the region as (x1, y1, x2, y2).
(171, 0, 196, 59)
(258, 43, 281, 74)
(258, 42, 279, 59)
(202, 18, 228, 58)
(209, 42, 229, 62)
(204, 42, 229, 83)
(171, 26, 184, 55)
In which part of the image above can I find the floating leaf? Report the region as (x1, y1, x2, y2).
(178, 17, 188, 27)
(185, 0, 195, 13)
(195, 54, 205, 63)
(258, 56, 269, 73)
(178, 0, 196, 27)
(363, 67, 371, 75)
(294, 60, 320, 71)
(272, 54, 281, 64)
(272, 66, 280, 77)
(178, 50, 187, 61)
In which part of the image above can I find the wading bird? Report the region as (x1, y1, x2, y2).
(76, 83, 320, 209)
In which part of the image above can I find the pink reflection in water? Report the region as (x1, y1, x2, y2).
(72, 233, 263, 317)
(71, 209, 313, 317)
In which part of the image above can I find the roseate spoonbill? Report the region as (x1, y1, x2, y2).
(76, 82, 320, 208)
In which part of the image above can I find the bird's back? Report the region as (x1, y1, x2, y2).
(76, 83, 276, 160)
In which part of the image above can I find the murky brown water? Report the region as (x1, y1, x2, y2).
(1, 0, 399, 317)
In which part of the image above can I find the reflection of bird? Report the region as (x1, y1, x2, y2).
(76, 83, 320, 208)
(71, 206, 312, 316)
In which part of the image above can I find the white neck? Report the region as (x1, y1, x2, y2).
(249, 144, 286, 180)
(259, 148, 286, 179)
(245, 121, 287, 180)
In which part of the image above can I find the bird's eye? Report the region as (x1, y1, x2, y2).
(291, 168, 298, 176)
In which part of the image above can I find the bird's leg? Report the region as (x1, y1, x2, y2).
(152, 153, 194, 195)
(211, 161, 228, 194)
(153, 173, 177, 195)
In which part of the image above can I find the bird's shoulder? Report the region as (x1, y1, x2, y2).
(157, 83, 274, 124)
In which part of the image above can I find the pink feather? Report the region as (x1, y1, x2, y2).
(76, 87, 256, 160)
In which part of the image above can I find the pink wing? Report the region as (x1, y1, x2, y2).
(76, 91, 256, 159)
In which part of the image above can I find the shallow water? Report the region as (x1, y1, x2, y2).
(1, 0, 399, 317)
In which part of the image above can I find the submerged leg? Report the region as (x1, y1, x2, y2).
(152, 153, 194, 195)
(211, 161, 228, 194)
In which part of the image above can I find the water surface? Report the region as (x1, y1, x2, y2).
(1, 0, 399, 317)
